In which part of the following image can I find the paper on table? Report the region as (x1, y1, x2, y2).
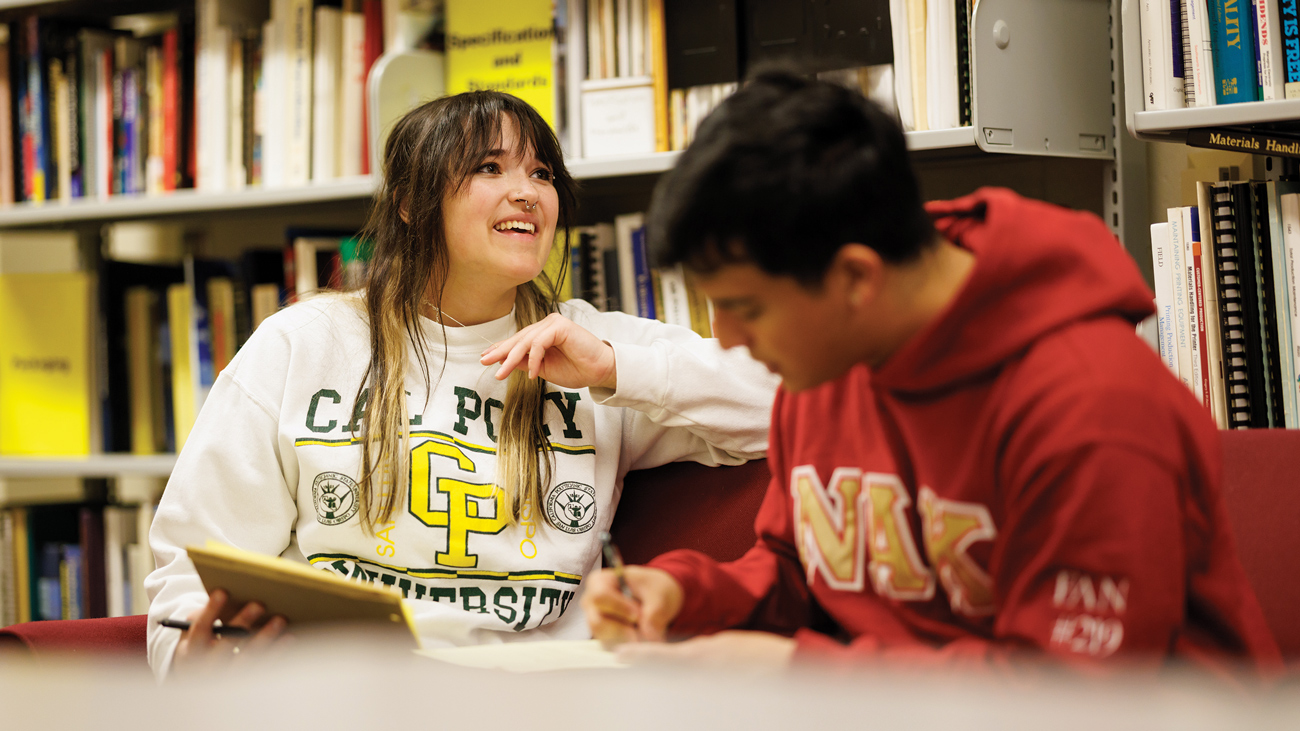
(415, 639, 629, 673)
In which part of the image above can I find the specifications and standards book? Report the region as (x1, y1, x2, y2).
(186, 542, 418, 646)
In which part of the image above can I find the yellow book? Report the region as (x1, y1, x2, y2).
(126, 287, 158, 455)
(535, 229, 571, 301)
(167, 283, 196, 451)
(444, 0, 556, 128)
(647, 0, 669, 152)
(682, 268, 713, 338)
(0, 272, 94, 455)
(12, 506, 29, 624)
(186, 542, 417, 646)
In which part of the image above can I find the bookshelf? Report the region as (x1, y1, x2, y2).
(0, 455, 174, 478)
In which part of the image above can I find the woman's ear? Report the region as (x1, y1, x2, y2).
(395, 194, 410, 224)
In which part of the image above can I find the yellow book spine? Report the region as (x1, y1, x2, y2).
(0, 273, 93, 455)
(647, 0, 669, 152)
(13, 506, 29, 624)
(125, 288, 157, 455)
(167, 283, 196, 451)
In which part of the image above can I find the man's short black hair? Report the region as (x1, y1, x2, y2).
(649, 70, 934, 284)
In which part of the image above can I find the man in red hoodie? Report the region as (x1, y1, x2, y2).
(582, 71, 1280, 672)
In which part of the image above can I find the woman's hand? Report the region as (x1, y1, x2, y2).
(481, 313, 617, 390)
(169, 589, 287, 673)
(582, 565, 683, 647)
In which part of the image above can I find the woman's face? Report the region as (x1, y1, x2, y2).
(442, 116, 560, 295)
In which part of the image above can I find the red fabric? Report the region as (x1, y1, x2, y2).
(652, 188, 1281, 673)
(0, 615, 147, 659)
(612, 460, 769, 566)
(1219, 430, 1300, 657)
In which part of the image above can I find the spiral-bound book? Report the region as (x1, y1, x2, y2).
(1230, 182, 1271, 428)
(1208, 182, 1252, 428)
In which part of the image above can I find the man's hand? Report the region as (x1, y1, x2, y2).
(170, 589, 287, 673)
(617, 630, 797, 673)
(582, 566, 683, 647)
(481, 313, 617, 389)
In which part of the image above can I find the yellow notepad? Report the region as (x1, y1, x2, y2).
(186, 542, 418, 647)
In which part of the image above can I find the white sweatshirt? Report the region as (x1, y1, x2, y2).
(146, 294, 778, 677)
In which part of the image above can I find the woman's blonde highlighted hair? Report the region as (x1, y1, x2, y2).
(353, 91, 577, 533)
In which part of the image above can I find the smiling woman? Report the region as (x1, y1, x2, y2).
(141, 90, 780, 679)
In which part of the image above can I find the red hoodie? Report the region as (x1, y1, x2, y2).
(651, 188, 1281, 671)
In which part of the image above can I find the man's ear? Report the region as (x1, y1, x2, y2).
(833, 243, 885, 308)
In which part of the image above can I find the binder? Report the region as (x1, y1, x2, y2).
(1208, 182, 1255, 428)
(1251, 182, 1286, 427)
(1230, 182, 1270, 427)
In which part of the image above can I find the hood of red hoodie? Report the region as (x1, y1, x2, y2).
(872, 188, 1155, 394)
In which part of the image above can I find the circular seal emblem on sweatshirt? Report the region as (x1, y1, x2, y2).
(546, 481, 597, 534)
(313, 472, 360, 526)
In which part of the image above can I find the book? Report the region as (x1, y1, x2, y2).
(1232, 181, 1270, 427)
(1209, 182, 1254, 428)
(1185, 126, 1300, 157)
(78, 506, 105, 619)
(665, 0, 739, 89)
(613, 212, 644, 317)
(1256, 0, 1284, 99)
(1280, 0, 1300, 97)
(1151, 222, 1180, 376)
(1184, 205, 1213, 410)
(926, 0, 958, 129)
(1142, 0, 1179, 108)
(339, 2, 366, 178)
(1168, 209, 1196, 393)
(0, 272, 97, 455)
(286, 0, 314, 185)
(185, 541, 417, 644)
(312, 4, 342, 182)
(1208, 0, 1260, 103)
(1195, 190, 1229, 428)
(445, 0, 556, 129)
(105, 262, 185, 455)
(1252, 181, 1287, 427)
(1185, 0, 1218, 107)
(1266, 181, 1298, 427)
(167, 282, 196, 450)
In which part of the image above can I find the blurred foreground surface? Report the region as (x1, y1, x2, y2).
(1, 633, 1297, 730)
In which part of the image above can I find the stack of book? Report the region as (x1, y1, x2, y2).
(554, 0, 968, 159)
(0, 495, 159, 626)
(551, 213, 712, 338)
(0, 0, 441, 207)
(1150, 178, 1300, 429)
(1138, 0, 1299, 110)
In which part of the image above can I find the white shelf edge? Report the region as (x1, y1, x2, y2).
(905, 126, 977, 151)
(0, 177, 380, 227)
(1133, 99, 1300, 135)
(566, 151, 682, 179)
(0, 131, 982, 226)
(0, 454, 177, 478)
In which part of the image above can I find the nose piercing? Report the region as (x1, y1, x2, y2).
(523, 201, 537, 212)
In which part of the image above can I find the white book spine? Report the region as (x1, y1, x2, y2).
(228, 36, 246, 190)
(1185, 0, 1216, 107)
(889, 0, 915, 131)
(130, 503, 155, 616)
(1151, 223, 1180, 375)
(1164, 0, 1186, 106)
(286, 0, 315, 186)
(312, 6, 341, 182)
(1141, 0, 1171, 109)
(924, 0, 957, 130)
(616, 0, 631, 77)
(614, 213, 643, 316)
(1281, 194, 1300, 419)
(1257, 0, 1284, 100)
(262, 15, 286, 188)
(197, 0, 230, 191)
(1168, 209, 1196, 392)
(104, 506, 126, 618)
(339, 10, 366, 178)
(629, 0, 645, 77)
(658, 264, 692, 328)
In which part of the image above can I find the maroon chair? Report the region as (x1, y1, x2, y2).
(1218, 429, 1300, 658)
(0, 614, 147, 659)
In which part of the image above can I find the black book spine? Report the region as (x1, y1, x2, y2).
(1231, 181, 1269, 428)
(1209, 182, 1252, 428)
(1251, 182, 1285, 427)
(956, 0, 971, 127)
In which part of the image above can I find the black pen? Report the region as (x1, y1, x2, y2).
(598, 530, 635, 600)
(158, 618, 251, 638)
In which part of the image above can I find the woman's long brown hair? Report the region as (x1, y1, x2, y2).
(353, 91, 577, 532)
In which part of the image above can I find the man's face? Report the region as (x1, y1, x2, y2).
(696, 262, 865, 392)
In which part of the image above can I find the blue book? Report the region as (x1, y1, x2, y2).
(1280, 0, 1300, 84)
(1209, 0, 1261, 102)
(630, 226, 656, 320)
